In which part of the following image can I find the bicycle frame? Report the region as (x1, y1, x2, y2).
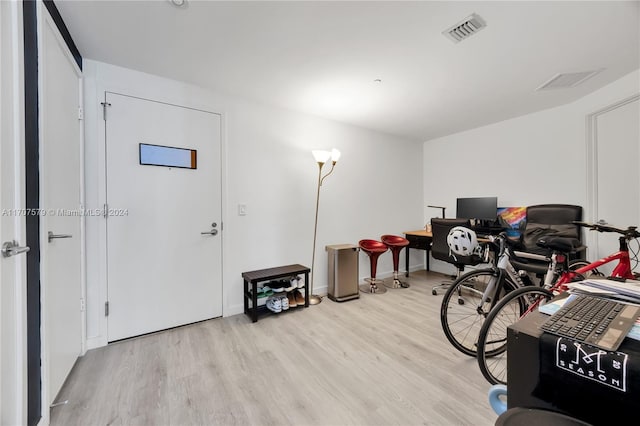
(521, 235, 634, 317)
(475, 237, 545, 312)
(555, 235, 634, 292)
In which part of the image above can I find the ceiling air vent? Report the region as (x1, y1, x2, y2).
(442, 13, 487, 43)
(536, 70, 602, 90)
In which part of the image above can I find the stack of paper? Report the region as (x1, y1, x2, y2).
(580, 279, 640, 302)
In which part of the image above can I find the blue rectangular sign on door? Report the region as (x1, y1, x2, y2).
(139, 143, 197, 169)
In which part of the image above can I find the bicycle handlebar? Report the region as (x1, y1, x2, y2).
(573, 221, 640, 239)
(477, 231, 516, 258)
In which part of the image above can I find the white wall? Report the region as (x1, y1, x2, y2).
(423, 69, 640, 274)
(83, 60, 424, 348)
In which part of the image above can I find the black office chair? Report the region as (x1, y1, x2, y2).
(520, 204, 584, 261)
(431, 218, 484, 295)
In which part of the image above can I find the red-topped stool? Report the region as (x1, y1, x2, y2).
(381, 235, 410, 289)
(358, 239, 388, 294)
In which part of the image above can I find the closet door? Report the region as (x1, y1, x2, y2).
(590, 96, 640, 275)
(38, 4, 83, 408)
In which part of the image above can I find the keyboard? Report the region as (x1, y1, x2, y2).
(541, 294, 640, 351)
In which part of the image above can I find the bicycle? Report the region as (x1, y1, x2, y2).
(475, 221, 640, 385)
(440, 231, 590, 357)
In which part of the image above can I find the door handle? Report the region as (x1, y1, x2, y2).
(2, 240, 30, 258)
(48, 231, 73, 243)
(201, 229, 218, 236)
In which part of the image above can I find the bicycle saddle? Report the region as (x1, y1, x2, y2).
(536, 236, 582, 253)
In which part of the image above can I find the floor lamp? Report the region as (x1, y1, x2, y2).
(309, 148, 341, 305)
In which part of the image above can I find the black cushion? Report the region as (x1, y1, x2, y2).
(536, 236, 582, 253)
(525, 204, 582, 225)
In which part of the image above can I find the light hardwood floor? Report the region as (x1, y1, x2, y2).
(51, 271, 498, 426)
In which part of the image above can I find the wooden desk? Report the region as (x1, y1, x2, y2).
(403, 230, 432, 276)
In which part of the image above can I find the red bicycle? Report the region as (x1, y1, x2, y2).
(475, 221, 640, 385)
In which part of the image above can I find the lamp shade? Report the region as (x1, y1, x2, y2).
(330, 149, 341, 163)
(312, 150, 331, 163)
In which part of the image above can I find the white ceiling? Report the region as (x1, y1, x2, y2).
(55, 0, 640, 141)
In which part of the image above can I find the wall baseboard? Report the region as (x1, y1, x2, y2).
(86, 335, 108, 351)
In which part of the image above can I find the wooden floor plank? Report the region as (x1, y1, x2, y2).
(50, 271, 498, 426)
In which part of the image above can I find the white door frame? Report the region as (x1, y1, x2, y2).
(1, 1, 28, 424)
(36, 1, 85, 421)
(103, 92, 223, 342)
(82, 71, 228, 350)
(586, 93, 640, 259)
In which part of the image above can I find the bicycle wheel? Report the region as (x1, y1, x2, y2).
(568, 259, 603, 279)
(440, 268, 519, 357)
(476, 286, 553, 385)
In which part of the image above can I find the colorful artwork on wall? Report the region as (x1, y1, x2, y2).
(497, 207, 527, 238)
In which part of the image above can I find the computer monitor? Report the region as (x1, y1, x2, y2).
(456, 197, 498, 221)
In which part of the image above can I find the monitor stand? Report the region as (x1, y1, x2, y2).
(473, 219, 503, 235)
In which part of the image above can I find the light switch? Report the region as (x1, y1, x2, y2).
(238, 204, 247, 216)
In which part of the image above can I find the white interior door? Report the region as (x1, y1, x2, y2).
(105, 92, 222, 342)
(39, 8, 83, 406)
(592, 96, 640, 275)
(1, 1, 28, 424)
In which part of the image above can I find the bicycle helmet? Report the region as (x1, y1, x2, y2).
(447, 226, 479, 257)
